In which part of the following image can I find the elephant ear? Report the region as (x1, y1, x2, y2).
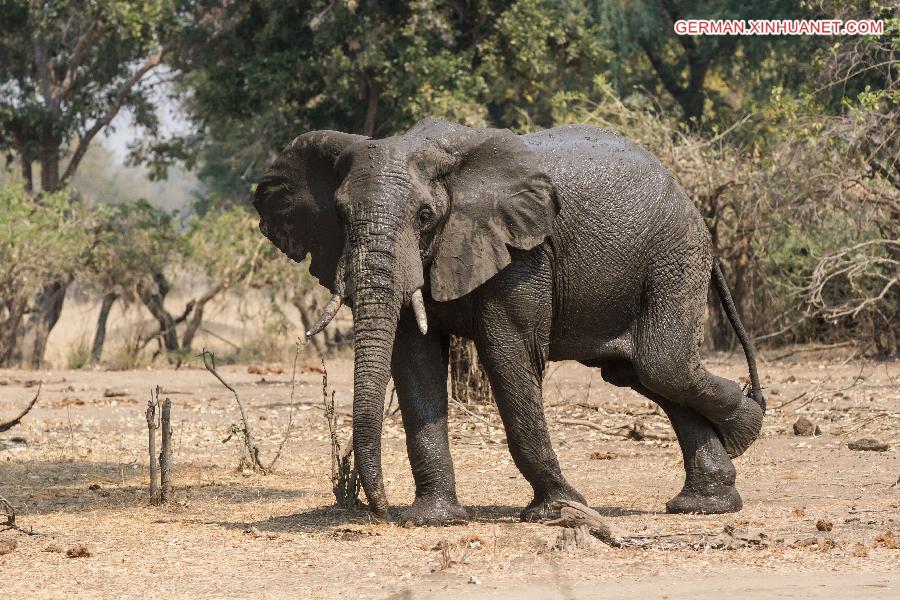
(253, 131, 366, 292)
(429, 128, 559, 302)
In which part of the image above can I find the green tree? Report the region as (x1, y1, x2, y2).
(0, 0, 238, 366)
(80, 201, 183, 363)
(173, 0, 606, 204)
(595, 0, 817, 128)
(0, 182, 89, 365)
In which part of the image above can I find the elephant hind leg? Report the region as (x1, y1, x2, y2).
(630, 259, 762, 458)
(635, 357, 763, 459)
(657, 399, 743, 514)
(642, 387, 743, 514)
(597, 361, 742, 514)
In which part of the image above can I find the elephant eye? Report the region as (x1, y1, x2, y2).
(416, 205, 435, 229)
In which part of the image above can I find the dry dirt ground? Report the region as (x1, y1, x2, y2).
(1, 348, 898, 599)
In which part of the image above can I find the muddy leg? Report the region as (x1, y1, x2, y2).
(640, 385, 742, 514)
(392, 313, 468, 526)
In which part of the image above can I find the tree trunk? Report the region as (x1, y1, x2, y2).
(353, 75, 380, 136)
(677, 57, 708, 128)
(292, 294, 326, 356)
(362, 78, 380, 137)
(90, 292, 119, 364)
(180, 284, 223, 351)
(0, 303, 28, 367)
(20, 152, 32, 193)
(39, 139, 60, 193)
(20, 139, 65, 368)
(29, 280, 68, 368)
(449, 337, 492, 405)
(138, 273, 179, 353)
(707, 288, 733, 351)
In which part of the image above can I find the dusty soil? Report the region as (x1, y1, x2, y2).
(1, 348, 898, 599)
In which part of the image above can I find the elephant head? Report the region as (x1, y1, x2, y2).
(253, 118, 559, 516)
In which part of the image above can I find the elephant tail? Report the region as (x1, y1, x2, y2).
(711, 256, 765, 411)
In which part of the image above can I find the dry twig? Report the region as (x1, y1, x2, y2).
(322, 360, 358, 508)
(0, 383, 42, 432)
(264, 340, 300, 470)
(0, 493, 39, 536)
(201, 348, 265, 472)
(200, 345, 299, 474)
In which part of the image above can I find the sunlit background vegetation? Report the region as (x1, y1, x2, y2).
(1, 0, 897, 369)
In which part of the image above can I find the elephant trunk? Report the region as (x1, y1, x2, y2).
(349, 234, 403, 517)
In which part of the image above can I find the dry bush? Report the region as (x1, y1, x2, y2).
(449, 337, 493, 405)
(321, 362, 359, 509)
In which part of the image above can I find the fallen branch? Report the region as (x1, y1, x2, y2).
(451, 398, 496, 430)
(558, 417, 675, 441)
(0, 383, 42, 432)
(0, 493, 40, 536)
(839, 412, 897, 438)
(558, 418, 625, 434)
(544, 500, 770, 551)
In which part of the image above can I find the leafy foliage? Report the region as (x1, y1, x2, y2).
(2, 0, 898, 364)
(0, 183, 89, 363)
(175, 0, 607, 204)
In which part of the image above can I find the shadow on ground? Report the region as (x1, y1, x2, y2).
(203, 501, 657, 535)
(1, 459, 311, 515)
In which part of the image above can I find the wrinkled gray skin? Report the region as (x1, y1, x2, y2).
(254, 119, 765, 525)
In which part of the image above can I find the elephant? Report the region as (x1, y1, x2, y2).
(253, 118, 764, 525)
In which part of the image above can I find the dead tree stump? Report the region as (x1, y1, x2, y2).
(552, 525, 594, 552)
(544, 500, 619, 546)
(146, 396, 159, 504)
(159, 398, 173, 503)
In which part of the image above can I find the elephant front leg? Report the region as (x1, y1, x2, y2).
(391, 313, 468, 526)
(475, 333, 586, 522)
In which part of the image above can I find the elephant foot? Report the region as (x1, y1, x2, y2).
(714, 396, 763, 458)
(521, 484, 587, 523)
(400, 495, 468, 527)
(666, 485, 742, 514)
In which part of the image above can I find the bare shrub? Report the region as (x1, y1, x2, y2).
(200, 345, 297, 473)
(321, 361, 359, 509)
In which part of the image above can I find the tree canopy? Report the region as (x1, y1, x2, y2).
(0, 0, 897, 364)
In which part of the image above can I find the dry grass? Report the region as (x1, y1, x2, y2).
(0, 351, 898, 598)
(44, 290, 353, 369)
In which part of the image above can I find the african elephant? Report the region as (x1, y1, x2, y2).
(253, 118, 764, 525)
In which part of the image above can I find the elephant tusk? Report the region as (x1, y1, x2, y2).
(411, 288, 428, 336)
(306, 294, 342, 337)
